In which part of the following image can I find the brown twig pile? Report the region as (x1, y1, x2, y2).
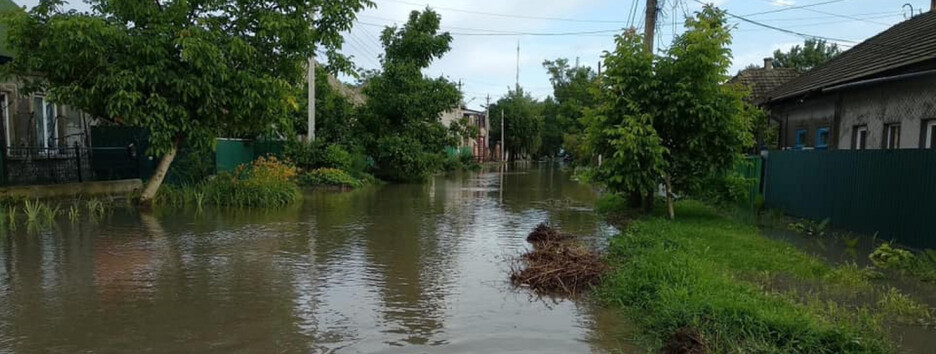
(510, 223, 608, 297)
(526, 222, 573, 244)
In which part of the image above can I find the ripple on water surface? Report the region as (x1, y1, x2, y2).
(0, 164, 636, 353)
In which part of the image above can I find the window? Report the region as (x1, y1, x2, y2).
(794, 129, 807, 150)
(816, 127, 829, 150)
(33, 96, 57, 148)
(854, 125, 868, 150)
(884, 124, 900, 149)
(924, 120, 936, 149)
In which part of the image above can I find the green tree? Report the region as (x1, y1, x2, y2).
(587, 7, 754, 219)
(489, 87, 543, 161)
(772, 39, 841, 72)
(584, 30, 663, 204)
(542, 58, 597, 160)
(3, 0, 371, 204)
(359, 8, 460, 181)
(539, 96, 563, 158)
(293, 69, 360, 148)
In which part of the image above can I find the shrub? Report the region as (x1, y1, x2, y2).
(159, 156, 300, 208)
(869, 242, 914, 269)
(284, 140, 370, 177)
(299, 168, 364, 189)
(441, 150, 480, 172)
(594, 194, 629, 215)
(696, 172, 756, 207)
(165, 146, 215, 185)
(374, 135, 441, 182)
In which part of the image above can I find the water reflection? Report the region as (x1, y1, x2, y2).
(0, 163, 632, 353)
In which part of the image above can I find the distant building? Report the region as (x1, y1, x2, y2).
(728, 58, 800, 106)
(764, 9, 936, 150)
(727, 57, 800, 152)
(439, 106, 489, 161)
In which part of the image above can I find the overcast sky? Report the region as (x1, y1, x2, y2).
(14, 0, 931, 110)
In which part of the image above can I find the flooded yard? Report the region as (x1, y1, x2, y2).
(0, 165, 637, 353)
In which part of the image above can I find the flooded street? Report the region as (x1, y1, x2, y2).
(0, 165, 636, 353)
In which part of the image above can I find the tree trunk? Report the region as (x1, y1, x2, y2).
(138, 138, 180, 207)
(644, 190, 654, 213)
(664, 174, 675, 220)
(628, 191, 643, 209)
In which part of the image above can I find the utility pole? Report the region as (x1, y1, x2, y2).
(515, 41, 520, 91)
(644, 0, 659, 53)
(307, 56, 315, 142)
(501, 110, 505, 162)
(484, 95, 491, 161)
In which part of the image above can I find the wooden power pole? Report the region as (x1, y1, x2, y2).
(644, 0, 659, 53)
(307, 57, 315, 142)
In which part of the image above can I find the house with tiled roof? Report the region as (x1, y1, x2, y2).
(763, 6, 936, 150)
(728, 58, 800, 106)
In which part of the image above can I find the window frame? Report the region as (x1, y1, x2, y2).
(924, 120, 936, 149)
(794, 128, 807, 150)
(815, 127, 829, 150)
(884, 123, 901, 150)
(854, 125, 868, 150)
(33, 96, 58, 149)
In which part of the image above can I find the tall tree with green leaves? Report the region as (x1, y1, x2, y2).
(359, 8, 460, 181)
(542, 58, 597, 160)
(655, 7, 753, 218)
(489, 87, 543, 161)
(586, 7, 753, 218)
(3, 0, 371, 204)
(772, 38, 841, 72)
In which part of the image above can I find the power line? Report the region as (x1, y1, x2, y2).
(691, 0, 858, 43)
(740, 0, 846, 17)
(377, 0, 627, 24)
(756, 10, 902, 22)
(356, 21, 623, 37)
(796, 6, 891, 26)
(345, 31, 382, 68)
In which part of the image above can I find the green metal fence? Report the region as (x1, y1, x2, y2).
(215, 139, 285, 173)
(736, 155, 763, 208)
(764, 150, 936, 249)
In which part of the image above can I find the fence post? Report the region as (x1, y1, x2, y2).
(75, 141, 83, 182)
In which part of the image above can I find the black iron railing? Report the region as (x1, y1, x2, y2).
(0, 143, 141, 186)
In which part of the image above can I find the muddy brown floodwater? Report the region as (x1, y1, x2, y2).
(0, 164, 639, 353)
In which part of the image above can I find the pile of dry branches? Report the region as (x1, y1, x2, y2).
(510, 223, 608, 297)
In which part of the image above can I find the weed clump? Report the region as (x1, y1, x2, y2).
(510, 223, 608, 297)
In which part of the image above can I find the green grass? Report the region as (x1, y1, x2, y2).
(298, 168, 371, 189)
(599, 200, 893, 353)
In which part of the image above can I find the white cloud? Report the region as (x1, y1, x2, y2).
(771, 0, 795, 6)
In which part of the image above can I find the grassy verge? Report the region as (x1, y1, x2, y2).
(599, 200, 903, 353)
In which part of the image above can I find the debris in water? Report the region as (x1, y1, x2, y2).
(510, 223, 607, 297)
(526, 222, 573, 244)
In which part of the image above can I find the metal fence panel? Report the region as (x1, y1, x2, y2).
(0, 145, 140, 186)
(215, 139, 254, 173)
(765, 150, 936, 249)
